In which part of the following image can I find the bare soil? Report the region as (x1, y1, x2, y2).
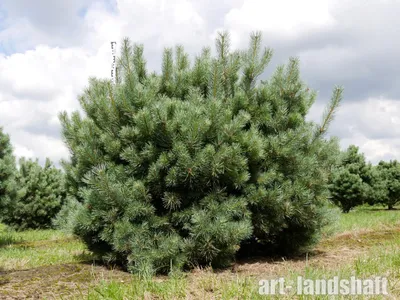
(0, 263, 131, 299)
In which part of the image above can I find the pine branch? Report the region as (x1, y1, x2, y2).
(210, 60, 222, 99)
(120, 38, 135, 90)
(317, 86, 344, 136)
(132, 44, 147, 82)
(161, 48, 174, 94)
(242, 31, 273, 93)
(175, 45, 189, 71)
(216, 31, 230, 65)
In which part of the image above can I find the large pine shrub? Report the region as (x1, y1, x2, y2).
(3, 158, 66, 230)
(60, 32, 342, 274)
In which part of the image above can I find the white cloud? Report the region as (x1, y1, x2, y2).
(0, 44, 110, 165)
(335, 97, 400, 139)
(330, 97, 400, 163)
(308, 95, 400, 164)
(221, 0, 335, 43)
(13, 144, 35, 160)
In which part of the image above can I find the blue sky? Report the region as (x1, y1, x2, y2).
(0, 0, 400, 165)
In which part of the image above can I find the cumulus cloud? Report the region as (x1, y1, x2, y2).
(224, 0, 334, 36)
(0, 0, 97, 52)
(308, 96, 400, 163)
(332, 98, 400, 162)
(220, 0, 400, 101)
(0, 44, 111, 165)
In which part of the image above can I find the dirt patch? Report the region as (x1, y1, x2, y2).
(0, 263, 132, 299)
(203, 226, 400, 279)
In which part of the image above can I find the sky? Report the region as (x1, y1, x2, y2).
(0, 0, 399, 165)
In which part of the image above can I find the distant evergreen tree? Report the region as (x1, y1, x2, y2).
(0, 127, 16, 218)
(365, 164, 388, 207)
(329, 145, 371, 213)
(330, 168, 365, 213)
(374, 160, 400, 210)
(3, 158, 66, 230)
(60, 32, 342, 275)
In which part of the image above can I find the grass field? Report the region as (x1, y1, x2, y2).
(1, 205, 400, 299)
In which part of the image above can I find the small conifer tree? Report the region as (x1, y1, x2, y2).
(329, 145, 371, 213)
(0, 127, 16, 218)
(375, 160, 400, 210)
(3, 158, 66, 230)
(60, 32, 342, 274)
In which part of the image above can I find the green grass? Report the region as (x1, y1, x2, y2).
(0, 223, 72, 243)
(85, 276, 188, 300)
(339, 206, 400, 231)
(323, 204, 400, 235)
(0, 225, 92, 271)
(1, 205, 400, 299)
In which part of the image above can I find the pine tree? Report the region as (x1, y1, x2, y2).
(0, 127, 16, 218)
(329, 145, 371, 213)
(60, 32, 342, 275)
(3, 158, 66, 230)
(374, 160, 400, 210)
(330, 168, 365, 213)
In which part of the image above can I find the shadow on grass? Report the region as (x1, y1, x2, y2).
(367, 208, 399, 211)
(72, 252, 126, 272)
(73, 252, 99, 264)
(74, 254, 128, 273)
(353, 205, 400, 212)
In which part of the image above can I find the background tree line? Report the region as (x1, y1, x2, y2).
(329, 145, 400, 213)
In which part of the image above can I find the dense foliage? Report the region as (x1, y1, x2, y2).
(0, 127, 16, 218)
(60, 32, 342, 275)
(329, 145, 400, 212)
(52, 196, 83, 233)
(329, 145, 372, 213)
(374, 160, 400, 210)
(3, 158, 66, 230)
